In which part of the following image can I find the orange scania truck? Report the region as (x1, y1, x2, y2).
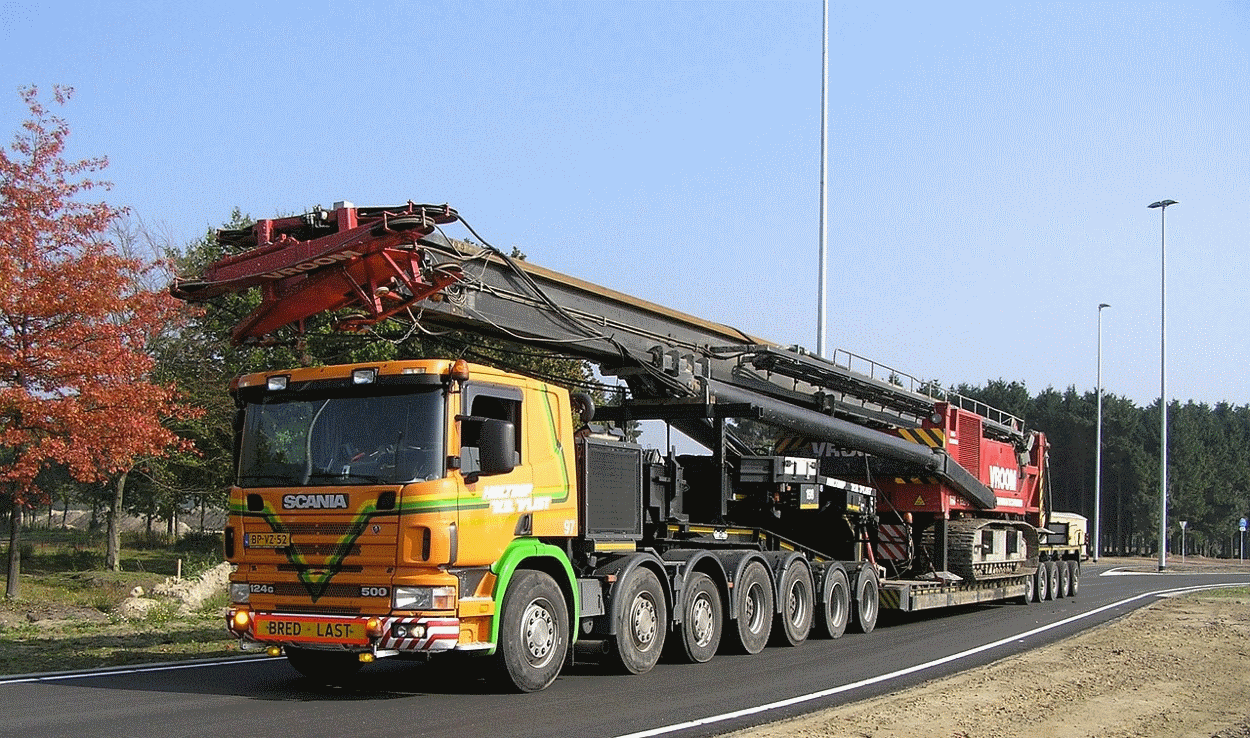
(176, 202, 1085, 692)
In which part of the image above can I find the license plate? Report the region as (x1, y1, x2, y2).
(244, 532, 290, 548)
(254, 615, 368, 644)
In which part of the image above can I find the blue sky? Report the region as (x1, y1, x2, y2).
(3, 1, 1247, 408)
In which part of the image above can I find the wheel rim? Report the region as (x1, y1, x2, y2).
(830, 583, 848, 627)
(787, 580, 809, 627)
(744, 583, 766, 633)
(522, 598, 557, 667)
(860, 581, 877, 623)
(629, 593, 658, 652)
(690, 593, 716, 648)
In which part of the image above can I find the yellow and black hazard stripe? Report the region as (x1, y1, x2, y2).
(774, 435, 810, 455)
(896, 427, 945, 448)
(879, 588, 903, 610)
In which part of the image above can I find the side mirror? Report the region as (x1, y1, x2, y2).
(478, 419, 516, 476)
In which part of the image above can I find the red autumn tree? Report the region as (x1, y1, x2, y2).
(0, 86, 196, 598)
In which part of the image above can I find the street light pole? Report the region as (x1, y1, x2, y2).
(1149, 199, 1177, 572)
(816, 0, 828, 358)
(1094, 303, 1110, 562)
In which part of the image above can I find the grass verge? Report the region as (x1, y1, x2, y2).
(1, 530, 244, 676)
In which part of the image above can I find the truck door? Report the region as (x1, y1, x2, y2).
(456, 384, 534, 566)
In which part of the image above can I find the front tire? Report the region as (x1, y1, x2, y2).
(610, 566, 667, 675)
(495, 569, 568, 693)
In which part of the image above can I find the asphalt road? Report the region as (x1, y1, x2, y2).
(3, 563, 1247, 738)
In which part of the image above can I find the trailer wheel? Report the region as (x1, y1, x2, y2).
(671, 571, 722, 663)
(1032, 562, 1048, 602)
(851, 566, 879, 634)
(1066, 560, 1080, 596)
(1045, 561, 1060, 600)
(1055, 558, 1070, 598)
(285, 646, 363, 686)
(728, 560, 774, 654)
(817, 566, 850, 638)
(495, 569, 568, 692)
(773, 563, 815, 647)
(610, 566, 667, 675)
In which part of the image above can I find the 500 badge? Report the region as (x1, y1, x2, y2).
(360, 586, 390, 597)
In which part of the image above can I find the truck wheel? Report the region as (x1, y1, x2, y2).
(672, 571, 722, 663)
(1032, 562, 1048, 602)
(610, 566, 667, 674)
(1045, 561, 1060, 600)
(773, 563, 815, 647)
(851, 566, 879, 634)
(285, 646, 363, 686)
(1055, 558, 1070, 598)
(495, 569, 568, 692)
(1066, 560, 1080, 596)
(817, 566, 850, 638)
(728, 560, 774, 654)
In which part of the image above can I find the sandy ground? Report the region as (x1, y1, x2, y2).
(729, 558, 1250, 738)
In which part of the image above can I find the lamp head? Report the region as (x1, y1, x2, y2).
(1148, 199, 1178, 209)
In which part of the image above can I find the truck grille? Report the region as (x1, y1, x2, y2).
(290, 544, 362, 558)
(281, 522, 360, 536)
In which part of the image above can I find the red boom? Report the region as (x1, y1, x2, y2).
(170, 202, 464, 344)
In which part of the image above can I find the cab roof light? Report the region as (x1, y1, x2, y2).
(267, 375, 289, 391)
(450, 359, 470, 383)
(352, 368, 378, 384)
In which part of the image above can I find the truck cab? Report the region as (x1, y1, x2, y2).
(224, 359, 580, 684)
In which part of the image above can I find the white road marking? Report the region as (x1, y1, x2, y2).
(0, 656, 275, 686)
(1100, 567, 1244, 577)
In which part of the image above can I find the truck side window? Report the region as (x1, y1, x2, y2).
(460, 388, 522, 475)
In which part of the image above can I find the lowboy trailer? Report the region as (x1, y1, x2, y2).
(172, 202, 1085, 691)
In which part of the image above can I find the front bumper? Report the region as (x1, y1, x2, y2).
(229, 610, 463, 655)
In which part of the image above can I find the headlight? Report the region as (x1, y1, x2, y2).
(393, 585, 456, 610)
(229, 582, 251, 604)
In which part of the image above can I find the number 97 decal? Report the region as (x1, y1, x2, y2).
(360, 586, 390, 598)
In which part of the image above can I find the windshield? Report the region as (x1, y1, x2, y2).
(237, 386, 445, 487)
